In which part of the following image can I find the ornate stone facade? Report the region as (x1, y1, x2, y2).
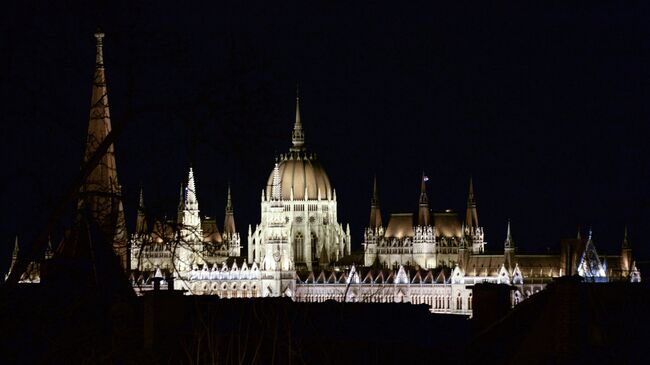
(363, 177, 485, 269)
(247, 96, 351, 276)
(129, 167, 241, 280)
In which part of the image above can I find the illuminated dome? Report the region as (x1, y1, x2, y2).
(265, 152, 332, 201)
(264, 94, 333, 201)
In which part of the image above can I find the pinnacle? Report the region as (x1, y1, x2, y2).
(467, 176, 475, 204)
(291, 87, 305, 151)
(94, 29, 105, 66)
(371, 175, 380, 206)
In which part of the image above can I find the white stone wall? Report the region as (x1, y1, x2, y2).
(249, 192, 350, 271)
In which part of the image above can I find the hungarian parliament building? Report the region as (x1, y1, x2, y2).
(6, 32, 642, 316)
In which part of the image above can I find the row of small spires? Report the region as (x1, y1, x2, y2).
(136, 166, 236, 236)
(275, 151, 317, 162)
(369, 175, 480, 229)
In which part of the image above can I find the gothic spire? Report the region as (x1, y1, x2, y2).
(186, 167, 199, 211)
(504, 220, 515, 250)
(83, 30, 115, 171)
(78, 29, 128, 271)
(291, 85, 305, 151)
(418, 172, 430, 226)
(620, 225, 633, 274)
(369, 175, 383, 229)
(465, 176, 479, 229)
(622, 225, 630, 249)
(372, 175, 380, 207)
(223, 184, 236, 236)
(136, 185, 148, 235)
(225, 183, 233, 213)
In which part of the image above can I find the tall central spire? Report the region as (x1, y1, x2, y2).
(291, 86, 305, 151)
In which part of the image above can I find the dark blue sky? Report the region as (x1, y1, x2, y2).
(2, 1, 649, 270)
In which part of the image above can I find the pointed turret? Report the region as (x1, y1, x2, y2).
(135, 186, 148, 235)
(290, 86, 305, 152)
(418, 172, 430, 226)
(465, 177, 479, 229)
(223, 184, 236, 236)
(504, 220, 516, 270)
(368, 175, 383, 229)
(504, 220, 515, 250)
(179, 167, 201, 231)
(77, 30, 128, 271)
(621, 225, 633, 275)
(185, 167, 199, 211)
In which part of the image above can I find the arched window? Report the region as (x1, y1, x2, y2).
(295, 232, 304, 261)
(456, 293, 462, 310)
(468, 293, 473, 311)
(311, 232, 318, 261)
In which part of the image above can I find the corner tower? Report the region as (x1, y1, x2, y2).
(464, 177, 485, 253)
(223, 184, 241, 257)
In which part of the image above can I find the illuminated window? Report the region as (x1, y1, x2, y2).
(295, 232, 304, 261)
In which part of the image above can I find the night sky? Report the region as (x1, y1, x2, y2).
(2, 1, 650, 271)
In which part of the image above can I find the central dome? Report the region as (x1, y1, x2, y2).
(266, 152, 332, 201)
(265, 93, 332, 201)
